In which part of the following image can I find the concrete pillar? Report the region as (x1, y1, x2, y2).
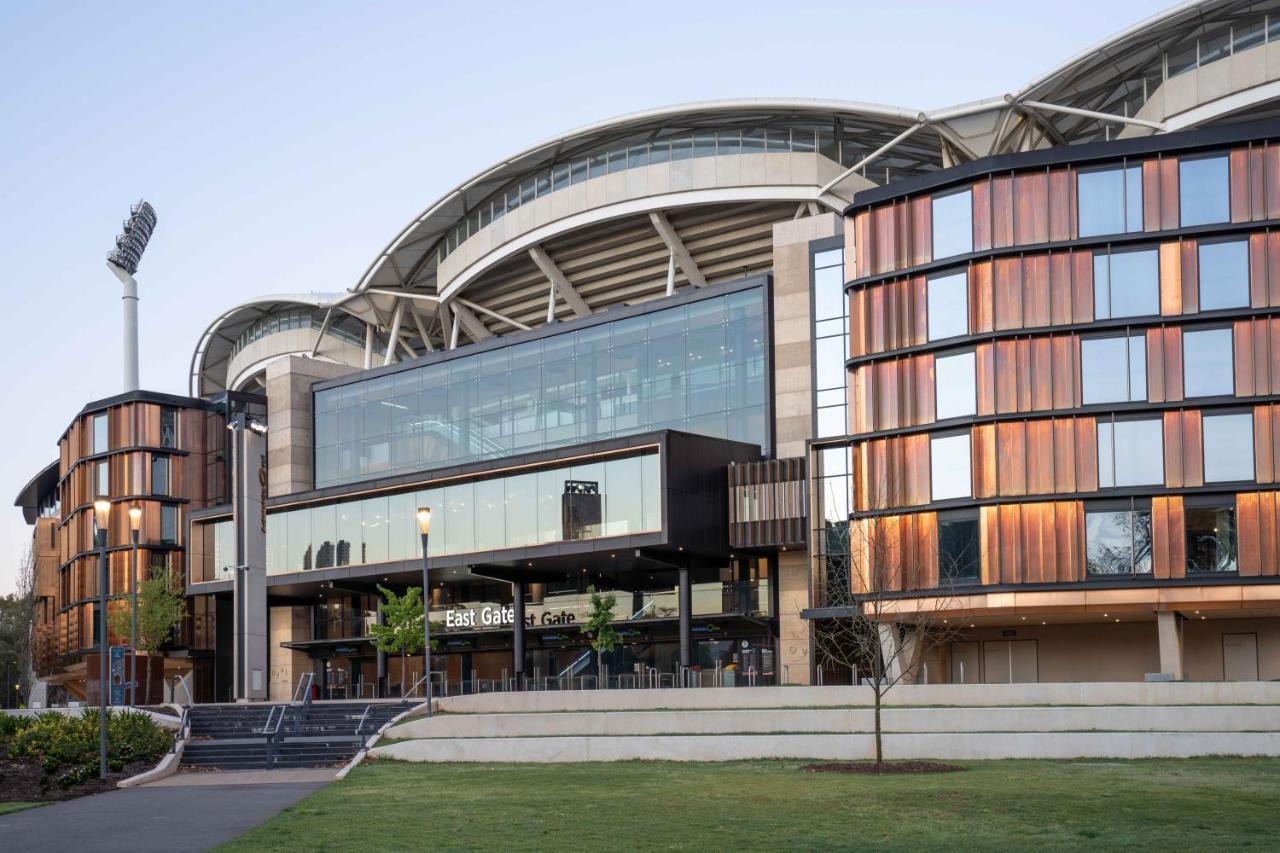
(678, 567, 691, 673)
(376, 601, 387, 698)
(263, 356, 360, 497)
(1158, 611, 1184, 680)
(511, 580, 525, 683)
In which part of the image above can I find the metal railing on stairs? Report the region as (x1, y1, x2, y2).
(263, 704, 287, 768)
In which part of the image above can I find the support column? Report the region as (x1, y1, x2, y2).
(678, 567, 691, 675)
(511, 580, 526, 686)
(375, 601, 387, 698)
(1157, 611, 1184, 680)
(876, 623, 901, 685)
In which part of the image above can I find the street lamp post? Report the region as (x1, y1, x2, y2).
(128, 505, 142, 706)
(93, 499, 111, 779)
(416, 507, 432, 717)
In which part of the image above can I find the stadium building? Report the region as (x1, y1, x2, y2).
(17, 0, 1280, 702)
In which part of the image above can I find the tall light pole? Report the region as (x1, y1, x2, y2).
(93, 499, 111, 779)
(416, 507, 432, 716)
(106, 201, 157, 393)
(128, 505, 142, 706)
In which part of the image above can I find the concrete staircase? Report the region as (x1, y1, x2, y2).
(372, 683, 1280, 763)
(182, 701, 405, 770)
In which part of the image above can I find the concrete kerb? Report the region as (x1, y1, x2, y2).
(2, 706, 182, 729)
(335, 699, 431, 780)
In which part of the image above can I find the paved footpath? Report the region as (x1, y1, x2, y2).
(0, 770, 331, 852)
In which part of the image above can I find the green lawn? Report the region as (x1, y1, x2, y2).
(220, 758, 1280, 852)
(0, 802, 46, 815)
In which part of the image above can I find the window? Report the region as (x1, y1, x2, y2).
(1078, 165, 1142, 237)
(97, 461, 109, 497)
(160, 408, 177, 448)
(1086, 501, 1153, 575)
(152, 456, 170, 496)
(92, 413, 108, 454)
(812, 248, 848, 439)
(931, 189, 973, 259)
(1203, 412, 1254, 483)
(1081, 334, 1146, 404)
(1182, 328, 1234, 398)
(1179, 155, 1230, 227)
(160, 505, 178, 545)
(1185, 501, 1237, 573)
(1094, 248, 1159, 319)
(927, 271, 968, 341)
(930, 432, 971, 501)
(938, 512, 979, 582)
(1097, 417, 1163, 487)
(935, 350, 976, 420)
(1197, 240, 1249, 310)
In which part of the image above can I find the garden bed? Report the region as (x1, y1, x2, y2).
(0, 709, 170, 802)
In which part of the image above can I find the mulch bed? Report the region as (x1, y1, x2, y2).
(0, 756, 156, 803)
(803, 761, 964, 774)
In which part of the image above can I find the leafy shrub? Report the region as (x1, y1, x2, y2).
(8, 709, 169, 787)
(0, 713, 34, 741)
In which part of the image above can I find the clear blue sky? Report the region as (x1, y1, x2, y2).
(0, 0, 1173, 592)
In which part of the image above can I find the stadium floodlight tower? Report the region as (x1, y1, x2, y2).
(106, 201, 158, 393)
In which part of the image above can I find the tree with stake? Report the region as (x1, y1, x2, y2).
(811, 514, 967, 768)
(110, 563, 184, 705)
(581, 585, 619, 685)
(369, 585, 438, 697)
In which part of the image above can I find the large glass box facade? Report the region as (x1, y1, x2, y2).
(199, 451, 661, 580)
(314, 286, 767, 488)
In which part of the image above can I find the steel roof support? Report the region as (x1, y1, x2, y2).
(648, 211, 706, 288)
(450, 300, 493, 343)
(383, 299, 406, 366)
(309, 306, 335, 358)
(455, 297, 533, 331)
(528, 245, 592, 318)
(410, 306, 435, 352)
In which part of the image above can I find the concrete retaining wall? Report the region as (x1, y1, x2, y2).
(372, 731, 1280, 763)
(433, 682, 1280, 714)
(390, 705, 1280, 740)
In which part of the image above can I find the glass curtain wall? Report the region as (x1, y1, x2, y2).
(201, 452, 661, 578)
(315, 287, 765, 488)
(812, 248, 848, 438)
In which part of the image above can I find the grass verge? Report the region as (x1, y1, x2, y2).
(219, 757, 1280, 852)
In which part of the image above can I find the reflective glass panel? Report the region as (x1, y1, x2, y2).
(927, 271, 968, 341)
(1197, 240, 1249, 310)
(1186, 504, 1237, 573)
(932, 189, 973, 259)
(930, 433, 972, 500)
(935, 351, 976, 420)
(1082, 335, 1146, 404)
(1203, 413, 1254, 482)
(1098, 418, 1163, 488)
(1183, 328, 1234, 398)
(1086, 508, 1153, 575)
(1179, 155, 1230, 227)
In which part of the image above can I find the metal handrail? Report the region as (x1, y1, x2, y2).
(353, 704, 373, 742)
(169, 706, 191, 754)
(292, 672, 315, 706)
(264, 704, 287, 768)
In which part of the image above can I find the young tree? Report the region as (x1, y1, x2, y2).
(811, 515, 967, 766)
(109, 564, 184, 704)
(580, 585, 619, 684)
(369, 585, 437, 698)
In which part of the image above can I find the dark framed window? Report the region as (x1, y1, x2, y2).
(1202, 411, 1254, 483)
(927, 270, 968, 341)
(930, 431, 972, 501)
(1093, 247, 1158, 319)
(159, 505, 178, 546)
(1179, 154, 1230, 227)
(934, 349, 976, 420)
(97, 461, 109, 497)
(938, 510, 980, 583)
(159, 407, 177, 448)
(92, 413, 109, 454)
(1081, 333, 1146, 404)
(1078, 164, 1142, 237)
(152, 456, 170, 496)
(931, 188, 972, 259)
(1097, 415, 1163, 488)
(1197, 239, 1249, 311)
(1185, 497, 1237, 574)
(1085, 499, 1153, 575)
(1182, 326, 1234, 398)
